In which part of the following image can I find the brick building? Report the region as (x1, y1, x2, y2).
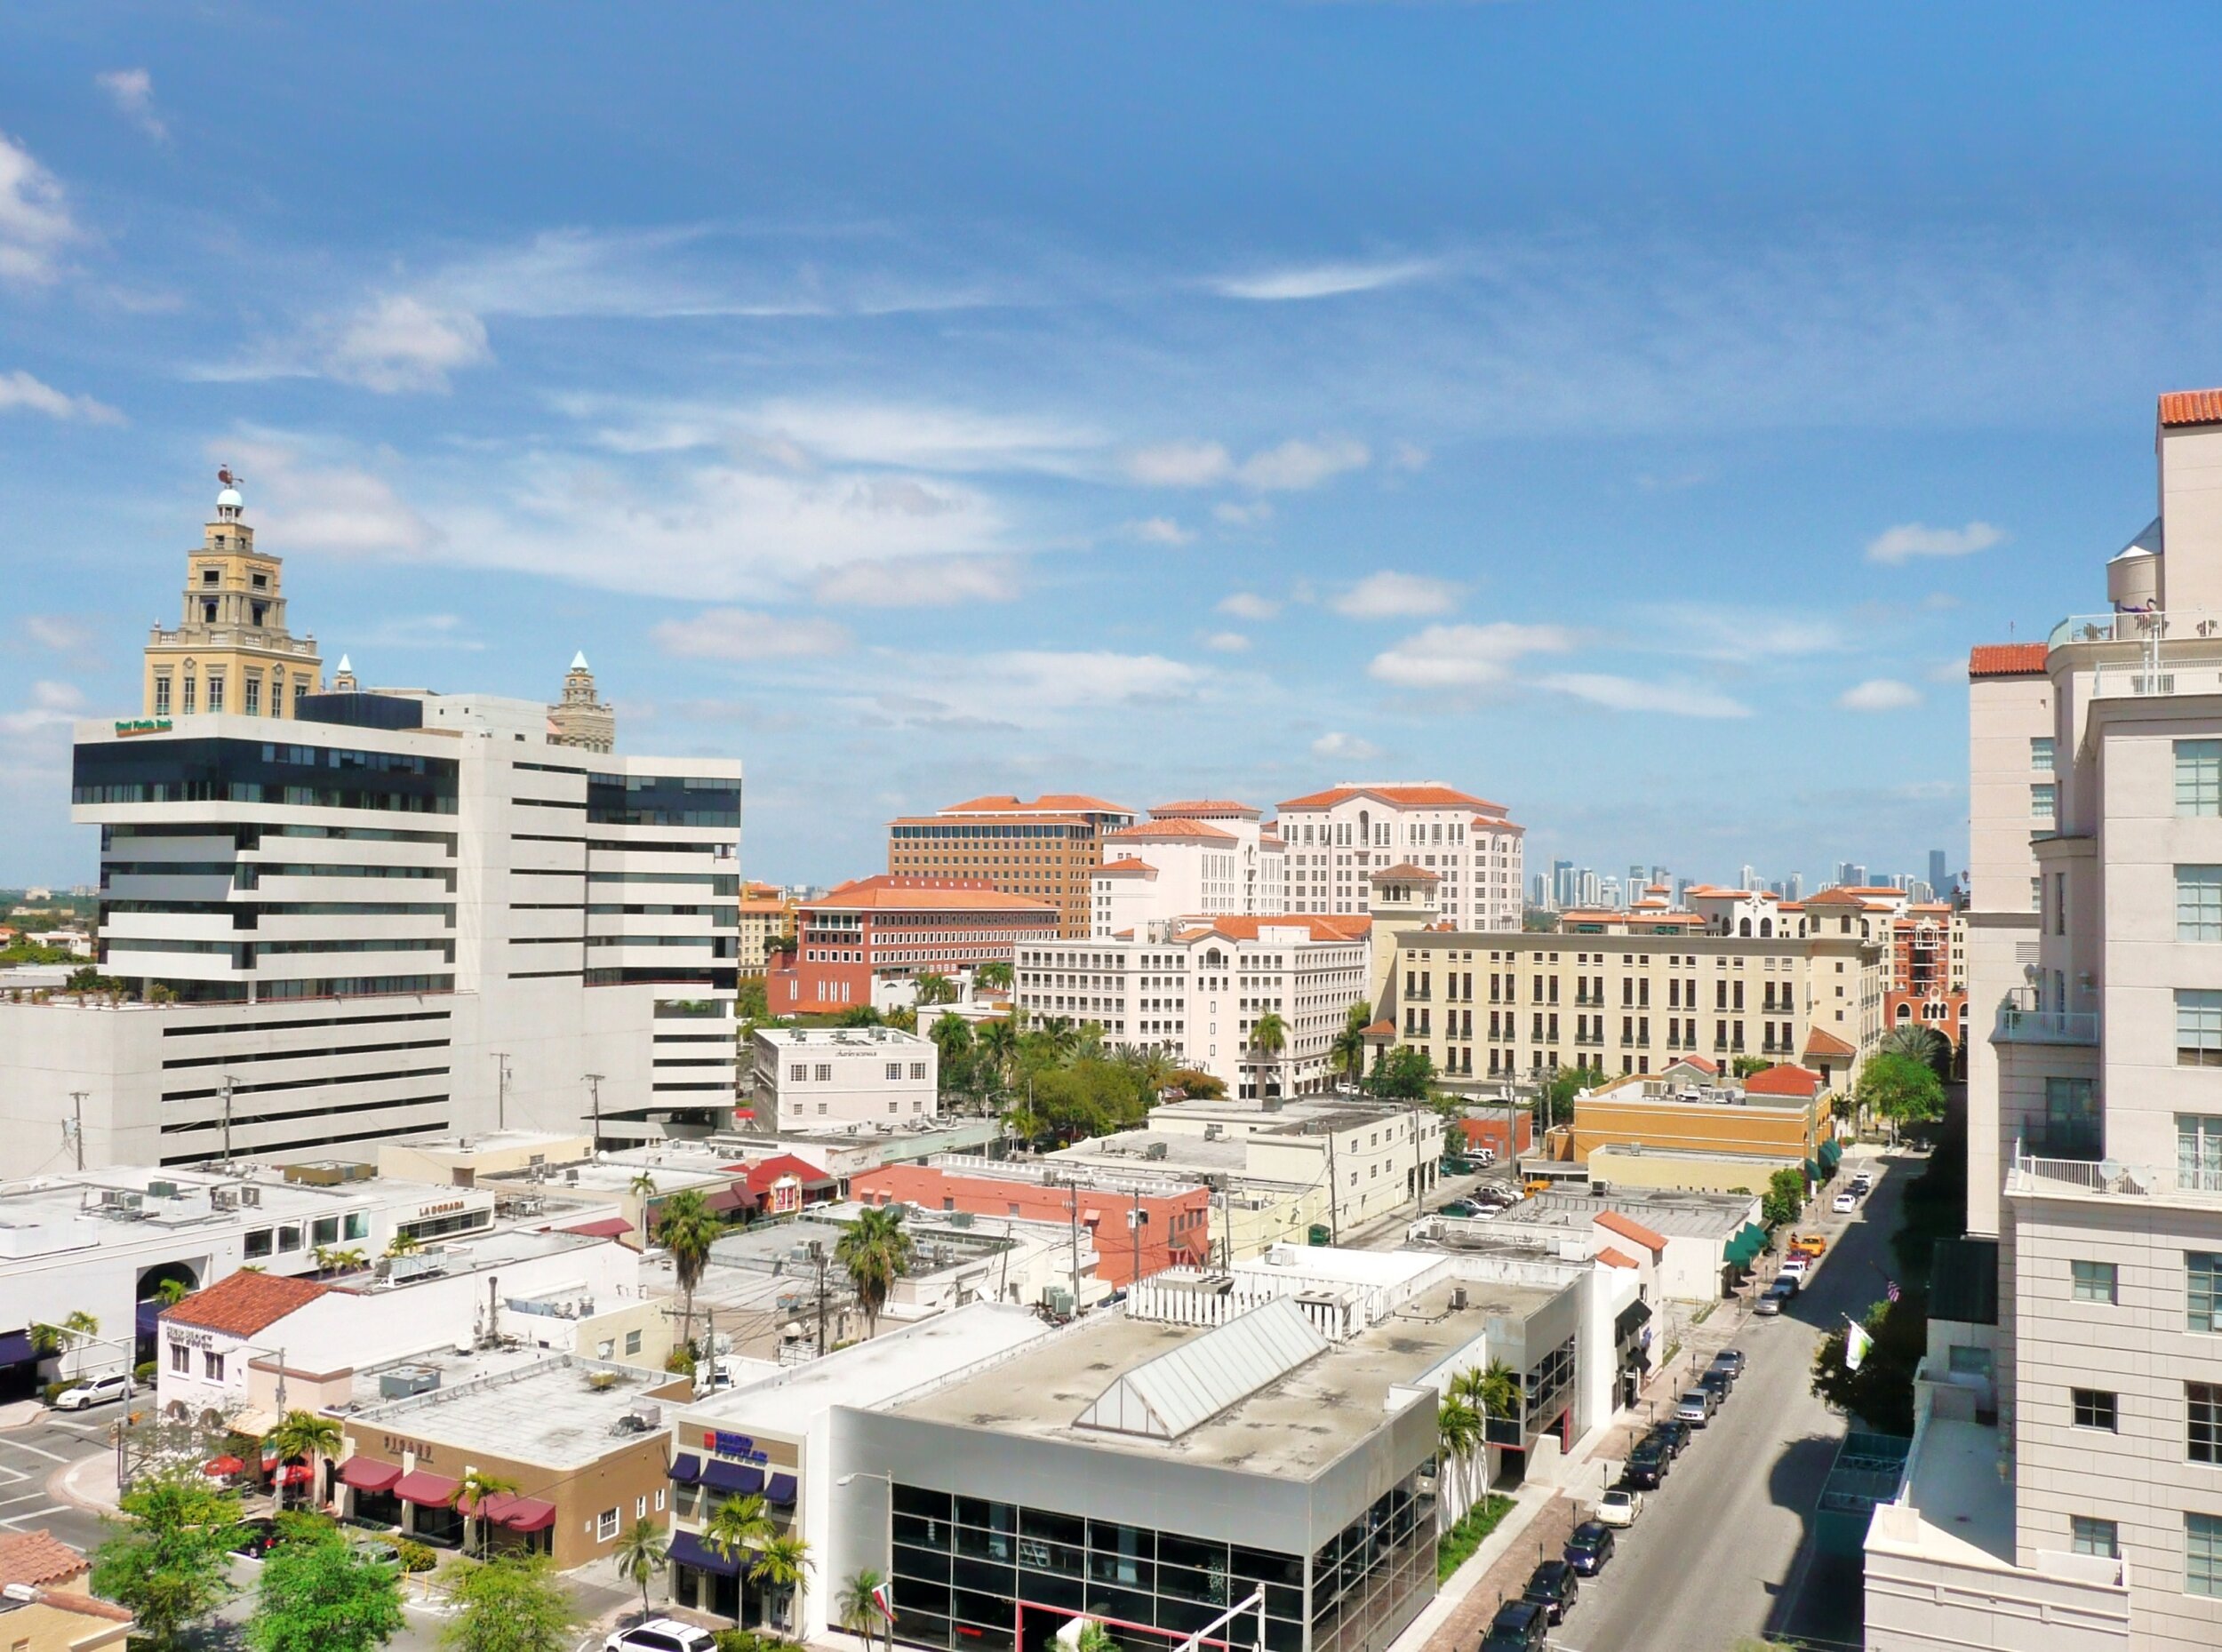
(886, 794, 1137, 937)
(765, 875, 1058, 1011)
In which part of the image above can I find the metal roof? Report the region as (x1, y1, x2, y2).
(1074, 1296, 1327, 1440)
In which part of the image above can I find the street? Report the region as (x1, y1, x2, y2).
(1552, 1152, 1914, 1652)
(0, 1409, 115, 1552)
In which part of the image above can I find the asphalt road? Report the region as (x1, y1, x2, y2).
(0, 1408, 116, 1552)
(1551, 1151, 1914, 1652)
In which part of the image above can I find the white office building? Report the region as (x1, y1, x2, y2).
(1090, 800, 1287, 937)
(1274, 781, 1524, 931)
(749, 1026, 939, 1132)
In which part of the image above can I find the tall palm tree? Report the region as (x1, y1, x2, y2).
(977, 1017, 1019, 1081)
(383, 1232, 423, 1260)
(265, 1409, 341, 1511)
(975, 961, 1012, 991)
(836, 1568, 889, 1652)
(751, 1534, 813, 1634)
(456, 1468, 520, 1559)
(614, 1517, 670, 1624)
(914, 971, 958, 1008)
(1250, 1010, 1289, 1097)
(1435, 1394, 1481, 1527)
(1876, 1022, 1952, 1079)
(834, 1205, 915, 1339)
(701, 1493, 776, 1626)
(629, 1170, 660, 1201)
(654, 1188, 723, 1353)
(1332, 1002, 1372, 1088)
(30, 1310, 100, 1366)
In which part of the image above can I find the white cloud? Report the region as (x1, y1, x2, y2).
(95, 68, 167, 141)
(1313, 730, 1381, 762)
(1124, 517, 1190, 547)
(971, 650, 1203, 710)
(1541, 673, 1752, 719)
(1127, 442, 1231, 488)
(1203, 631, 1251, 653)
(30, 681, 82, 711)
(350, 614, 485, 652)
(651, 608, 853, 661)
(0, 134, 77, 283)
(1650, 603, 1846, 659)
(325, 294, 493, 393)
(1213, 500, 1274, 526)
(1838, 677, 1923, 712)
(1368, 622, 1577, 688)
(813, 556, 1019, 608)
(1236, 436, 1370, 491)
(1331, 571, 1462, 620)
(1866, 520, 2004, 565)
(742, 400, 1099, 475)
(1217, 592, 1280, 621)
(1387, 442, 1430, 473)
(223, 439, 436, 556)
(21, 616, 90, 651)
(1213, 258, 1439, 302)
(0, 370, 122, 424)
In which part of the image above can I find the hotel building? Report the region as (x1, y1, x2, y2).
(888, 795, 1138, 938)
(1275, 782, 1524, 931)
(766, 875, 1059, 1011)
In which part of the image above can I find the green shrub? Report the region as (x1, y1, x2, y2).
(1435, 1494, 1515, 1580)
(41, 1380, 70, 1406)
(133, 1361, 156, 1385)
(395, 1538, 436, 1574)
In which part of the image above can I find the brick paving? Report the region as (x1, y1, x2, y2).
(1419, 1492, 1581, 1652)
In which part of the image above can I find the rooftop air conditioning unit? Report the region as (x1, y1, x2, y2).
(378, 1365, 441, 1400)
(146, 1180, 180, 1199)
(1145, 1143, 1168, 1161)
(627, 1401, 662, 1428)
(565, 1167, 579, 1184)
(239, 1186, 261, 1207)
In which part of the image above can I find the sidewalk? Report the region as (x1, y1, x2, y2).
(51, 1442, 122, 1519)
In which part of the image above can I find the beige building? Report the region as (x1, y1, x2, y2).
(141, 473, 322, 720)
(548, 652, 615, 752)
(736, 882, 795, 972)
(886, 794, 1138, 937)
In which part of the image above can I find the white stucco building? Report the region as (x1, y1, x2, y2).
(1089, 800, 1287, 936)
(750, 1026, 938, 1132)
(1274, 781, 1524, 931)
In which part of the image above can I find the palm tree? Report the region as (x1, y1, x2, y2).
(701, 1493, 776, 1627)
(975, 961, 1012, 991)
(1876, 1022, 1952, 1079)
(977, 1017, 1019, 1081)
(654, 1188, 723, 1352)
(30, 1310, 99, 1368)
(1250, 1010, 1289, 1097)
(915, 972, 958, 1008)
(629, 1170, 660, 1201)
(1463, 1359, 1522, 1424)
(456, 1468, 520, 1559)
(751, 1534, 813, 1635)
(614, 1518, 670, 1624)
(836, 1568, 889, 1652)
(265, 1409, 341, 1511)
(834, 1205, 915, 1339)
(382, 1232, 423, 1260)
(1332, 1002, 1372, 1088)
(151, 1278, 192, 1308)
(1435, 1393, 1482, 1526)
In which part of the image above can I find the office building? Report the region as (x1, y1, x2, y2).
(1929, 849, 1950, 896)
(736, 882, 796, 973)
(1571, 1059, 1842, 1193)
(749, 1026, 938, 1132)
(767, 876, 1058, 1011)
(1275, 781, 1523, 930)
(1090, 802, 1287, 937)
(887, 795, 1139, 938)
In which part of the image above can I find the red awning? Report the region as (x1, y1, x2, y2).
(560, 1217, 634, 1239)
(203, 1456, 244, 1478)
(274, 1464, 315, 1486)
(393, 1470, 459, 1507)
(702, 1185, 755, 1216)
(481, 1493, 558, 1533)
(339, 1458, 403, 1492)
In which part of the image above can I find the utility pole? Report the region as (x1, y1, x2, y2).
(811, 1241, 829, 1357)
(492, 1052, 512, 1132)
(1324, 1128, 1340, 1244)
(1130, 1186, 1142, 1287)
(583, 1073, 604, 1149)
(1062, 1176, 1081, 1313)
(220, 1075, 236, 1170)
(67, 1091, 87, 1172)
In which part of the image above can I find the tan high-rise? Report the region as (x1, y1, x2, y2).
(886, 794, 1136, 938)
(141, 473, 321, 719)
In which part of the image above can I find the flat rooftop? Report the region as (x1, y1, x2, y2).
(1151, 1097, 1411, 1134)
(492, 1160, 731, 1196)
(0, 1167, 484, 1256)
(348, 1354, 678, 1466)
(695, 1302, 1054, 1430)
(892, 1281, 1496, 1478)
(757, 1026, 931, 1049)
(1499, 1190, 1753, 1241)
(1899, 1417, 2012, 1565)
(1054, 1132, 1251, 1175)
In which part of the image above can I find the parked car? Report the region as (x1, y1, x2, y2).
(1832, 1192, 1858, 1215)
(52, 1372, 131, 1411)
(1703, 1354, 1738, 1391)
(1788, 1233, 1828, 1258)
(1472, 1146, 1498, 1166)
(1622, 1441, 1668, 1488)
(1522, 1559, 1580, 1624)
(1711, 1347, 1747, 1377)
(1778, 1256, 1811, 1281)
(1437, 1198, 1483, 1218)
(1473, 1185, 1520, 1207)
(1563, 1521, 1616, 1576)
(1700, 1368, 1733, 1404)
(1647, 1419, 1691, 1458)
(1754, 1280, 1792, 1315)
(1674, 1388, 1715, 1426)
(351, 1537, 402, 1568)
(1478, 1600, 1550, 1652)
(229, 1519, 284, 1561)
(1850, 1171, 1874, 1194)
(1595, 1487, 1644, 1528)
(604, 1624, 717, 1652)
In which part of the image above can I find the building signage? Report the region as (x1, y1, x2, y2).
(414, 1201, 466, 1219)
(702, 1430, 769, 1463)
(381, 1434, 433, 1462)
(167, 1328, 214, 1351)
(114, 717, 173, 738)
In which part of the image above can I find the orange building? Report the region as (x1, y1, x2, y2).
(887, 794, 1137, 937)
(851, 1163, 1211, 1286)
(765, 875, 1058, 1011)
(1572, 1059, 1836, 1169)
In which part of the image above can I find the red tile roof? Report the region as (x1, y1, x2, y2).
(45, 1592, 135, 1624)
(1594, 1210, 1668, 1253)
(2159, 388, 2222, 427)
(1802, 1028, 1857, 1058)
(1371, 862, 1440, 881)
(808, 875, 1059, 915)
(1968, 642, 2049, 678)
(1093, 858, 1158, 878)
(1148, 799, 1261, 819)
(0, 1531, 90, 1589)
(162, 1271, 328, 1337)
(1744, 1063, 1825, 1098)
(931, 793, 1131, 816)
(1177, 914, 1372, 944)
(1595, 1247, 1641, 1270)
(739, 1153, 835, 1193)
(1109, 819, 1236, 842)
(1278, 783, 1502, 812)
(1661, 1055, 1720, 1076)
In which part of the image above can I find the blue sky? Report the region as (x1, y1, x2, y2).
(4, 3, 2220, 890)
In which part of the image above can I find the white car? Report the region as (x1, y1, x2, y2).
(604, 1624, 716, 1652)
(1778, 1256, 1810, 1281)
(52, 1373, 131, 1411)
(1595, 1487, 1643, 1528)
(1832, 1192, 1858, 1215)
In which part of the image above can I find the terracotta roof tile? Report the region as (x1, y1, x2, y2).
(1594, 1210, 1668, 1253)
(1109, 819, 1236, 842)
(44, 1592, 136, 1624)
(1176, 914, 1371, 944)
(2160, 388, 2222, 427)
(1595, 1247, 1641, 1270)
(1744, 1063, 1825, 1098)
(162, 1271, 327, 1338)
(0, 1531, 90, 1589)
(1147, 799, 1261, 819)
(1092, 858, 1158, 878)
(1968, 642, 2049, 678)
(1802, 1028, 1857, 1057)
(1278, 783, 1502, 812)
(808, 875, 1058, 915)
(1371, 862, 1440, 881)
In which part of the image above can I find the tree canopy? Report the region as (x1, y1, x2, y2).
(246, 1517, 404, 1652)
(1365, 1045, 1435, 1101)
(1761, 1166, 1807, 1228)
(90, 1465, 243, 1650)
(835, 1205, 915, 1337)
(1858, 1051, 1946, 1142)
(440, 1553, 577, 1652)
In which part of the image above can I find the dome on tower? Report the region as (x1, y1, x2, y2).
(216, 486, 243, 510)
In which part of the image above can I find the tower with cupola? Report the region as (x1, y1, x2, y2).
(141, 469, 322, 719)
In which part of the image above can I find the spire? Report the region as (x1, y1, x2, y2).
(570, 650, 590, 672)
(337, 654, 352, 674)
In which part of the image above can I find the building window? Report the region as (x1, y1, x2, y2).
(910, 1062, 927, 1080)
(2031, 736, 2055, 774)
(2041, 1077, 2100, 1160)
(204, 1350, 225, 1382)
(596, 1508, 619, 1542)
(168, 1342, 188, 1374)
(2192, 1383, 2222, 1464)
(2071, 1388, 2117, 1431)
(815, 1064, 832, 1082)
(636, 1496, 648, 1520)
(625, 1329, 642, 1355)
(2031, 782, 2056, 818)
(2069, 1516, 2117, 1558)
(2182, 867, 2222, 941)
(2072, 1260, 2118, 1305)
(154, 675, 172, 715)
(244, 1228, 273, 1259)
(2181, 741, 2222, 816)
(2178, 995, 2222, 1068)
(2191, 1253, 2222, 1333)
(789, 1064, 806, 1082)
(182, 675, 196, 714)
(2183, 1116, 2222, 1189)
(2191, 1512, 2222, 1597)
(244, 675, 262, 716)
(654, 1488, 666, 1512)
(206, 674, 226, 714)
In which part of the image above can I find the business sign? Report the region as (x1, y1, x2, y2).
(114, 718, 172, 738)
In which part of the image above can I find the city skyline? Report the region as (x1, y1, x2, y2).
(7, 7, 2222, 890)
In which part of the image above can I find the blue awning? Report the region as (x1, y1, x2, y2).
(765, 1472, 796, 1506)
(668, 1453, 702, 1486)
(700, 1459, 763, 1496)
(136, 1301, 162, 1337)
(0, 1332, 33, 1368)
(669, 1530, 743, 1576)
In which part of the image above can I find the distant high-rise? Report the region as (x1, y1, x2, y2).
(1927, 847, 1948, 893)
(1673, 876, 1693, 906)
(1552, 858, 1576, 908)
(1530, 873, 1548, 909)
(1836, 861, 1868, 888)
(1738, 863, 1760, 892)
(1784, 872, 1804, 902)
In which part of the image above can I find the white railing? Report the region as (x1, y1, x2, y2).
(2010, 1141, 2222, 1203)
(2049, 609, 2222, 647)
(1993, 1005, 2098, 1044)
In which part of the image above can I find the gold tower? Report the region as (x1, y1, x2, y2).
(142, 468, 323, 719)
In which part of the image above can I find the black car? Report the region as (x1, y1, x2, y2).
(1478, 1599, 1549, 1651)
(1647, 1419, 1691, 1458)
(1699, 1369, 1733, 1407)
(1563, 1520, 1616, 1576)
(1523, 1558, 1580, 1624)
(1622, 1442, 1667, 1488)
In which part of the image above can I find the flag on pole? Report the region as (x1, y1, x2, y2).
(870, 1582, 896, 1624)
(1844, 1319, 1874, 1373)
(1886, 1280, 1902, 1304)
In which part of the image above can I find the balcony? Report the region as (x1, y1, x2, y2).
(2009, 1142, 2222, 1207)
(2048, 608, 2222, 648)
(1992, 1002, 2098, 1046)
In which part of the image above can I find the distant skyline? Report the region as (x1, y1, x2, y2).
(6, 4, 2222, 884)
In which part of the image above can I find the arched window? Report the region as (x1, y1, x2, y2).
(1738, 918, 1752, 938)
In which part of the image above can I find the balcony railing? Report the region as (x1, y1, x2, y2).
(2010, 1141, 2222, 1204)
(1994, 1001, 2098, 1046)
(2048, 609, 2222, 647)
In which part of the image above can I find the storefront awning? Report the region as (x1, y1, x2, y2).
(703, 1185, 755, 1216)
(481, 1494, 558, 1533)
(699, 1459, 764, 1496)
(667, 1453, 703, 1485)
(1819, 1139, 1843, 1174)
(1723, 1223, 1767, 1269)
(1613, 1299, 1653, 1343)
(339, 1458, 403, 1493)
(765, 1472, 796, 1506)
(669, 1530, 743, 1577)
(0, 1332, 32, 1368)
(560, 1217, 633, 1240)
(394, 1470, 460, 1508)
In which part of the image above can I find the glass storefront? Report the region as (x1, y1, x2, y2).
(889, 1473, 1432, 1652)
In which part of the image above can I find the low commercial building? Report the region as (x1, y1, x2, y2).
(1142, 1095, 1444, 1239)
(337, 1353, 690, 1565)
(0, 1531, 134, 1652)
(1571, 1059, 1842, 1193)
(751, 1026, 938, 1133)
(710, 1119, 1006, 1193)
(1480, 1189, 1762, 1305)
(1045, 1131, 1330, 1260)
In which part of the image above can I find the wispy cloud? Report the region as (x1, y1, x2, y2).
(1213, 257, 1440, 302)
(814, 556, 1019, 608)
(221, 437, 436, 555)
(20, 616, 91, 652)
(1130, 516, 1195, 546)
(0, 133, 77, 283)
(1648, 603, 1846, 660)
(1203, 631, 1251, 653)
(1124, 435, 1369, 491)
(1127, 442, 1232, 487)
(1312, 730, 1381, 761)
(0, 370, 122, 424)
(1866, 521, 2004, 565)
(1217, 592, 1281, 621)
(1541, 673, 1751, 719)
(1838, 677, 1922, 711)
(94, 68, 167, 142)
(1368, 622, 1576, 688)
(348, 614, 485, 652)
(651, 608, 853, 661)
(327, 294, 492, 393)
(1331, 571, 1461, 619)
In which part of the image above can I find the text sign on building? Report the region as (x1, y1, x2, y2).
(114, 717, 173, 737)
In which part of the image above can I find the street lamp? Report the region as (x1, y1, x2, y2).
(835, 1472, 895, 1652)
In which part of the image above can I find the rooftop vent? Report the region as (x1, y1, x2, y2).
(378, 1364, 441, 1400)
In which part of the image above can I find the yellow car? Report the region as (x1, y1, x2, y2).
(1787, 1233, 1827, 1259)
